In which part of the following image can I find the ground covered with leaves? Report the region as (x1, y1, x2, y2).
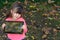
(0, 0, 60, 40)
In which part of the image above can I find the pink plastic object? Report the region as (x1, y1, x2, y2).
(5, 17, 28, 40)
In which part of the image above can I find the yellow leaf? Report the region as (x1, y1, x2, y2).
(31, 36, 35, 39)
